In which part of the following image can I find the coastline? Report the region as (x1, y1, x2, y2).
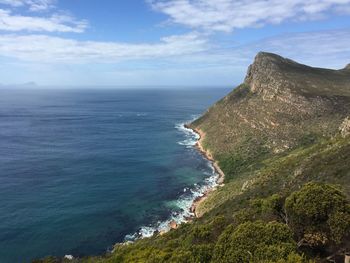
(185, 124, 225, 218)
(119, 122, 225, 245)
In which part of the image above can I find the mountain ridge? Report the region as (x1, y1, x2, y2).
(190, 52, 350, 160)
(35, 52, 350, 263)
(245, 52, 350, 97)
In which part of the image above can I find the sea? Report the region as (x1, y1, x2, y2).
(0, 87, 230, 263)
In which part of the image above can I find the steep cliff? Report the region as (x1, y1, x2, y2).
(36, 53, 350, 263)
(191, 52, 350, 181)
(97, 53, 350, 262)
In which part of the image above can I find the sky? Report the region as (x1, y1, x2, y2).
(0, 0, 350, 87)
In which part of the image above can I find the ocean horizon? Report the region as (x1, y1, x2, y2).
(0, 87, 229, 263)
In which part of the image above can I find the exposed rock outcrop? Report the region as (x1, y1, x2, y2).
(340, 117, 350, 138)
(245, 52, 350, 98)
(169, 220, 178, 230)
(191, 52, 350, 157)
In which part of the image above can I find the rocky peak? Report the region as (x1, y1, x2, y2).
(248, 52, 298, 70)
(244, 52, 302, 100)
(244, 52, 350, 100)
(344, 64, 350, 71)
(192, 52, 350, 158)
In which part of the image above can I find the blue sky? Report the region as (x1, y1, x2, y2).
(0, 0, 350, 87)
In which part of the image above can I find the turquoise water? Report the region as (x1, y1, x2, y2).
(0, 87, 229, 262)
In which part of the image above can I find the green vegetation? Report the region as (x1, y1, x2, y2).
(36, 181, 350, 263)
(217, 135, 270, 181)
(213, 221, 297, 263)
(286, 183, 350, 248)
(196, 135, 350, 217)
(35, 53, 350, 262)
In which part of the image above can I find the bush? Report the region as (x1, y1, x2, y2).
(285, 182, 350, 249)
(166, 245, 214, 263)
(236, 194, 284, 223)
(213, 221, 297, 263)
(32, 257, 60, 263)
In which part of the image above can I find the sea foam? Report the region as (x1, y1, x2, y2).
(124, 116, 220, 242)
(175, 123, 200, 147)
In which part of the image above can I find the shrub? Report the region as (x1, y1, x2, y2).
(285, 182, 350, 249)
(233, 194, 285, 226)
(213, 221, 297, 263)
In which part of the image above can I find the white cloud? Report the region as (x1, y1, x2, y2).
(0, 33, 209, 62)
(150, 0, 350, 32)
(0, 28, 349, 71)
(0, 29, 349, 86)
(0, 0, 87, 33)
(253, 30, 350, 68)
(135, 29, 350, 71)
(0, 9, 88, 32)
(0, 0, 55, 11)
(0, 1, 349, 85)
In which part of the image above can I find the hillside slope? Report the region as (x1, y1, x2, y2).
(36, 53, 350, 263)
(191, 52, 350, 177)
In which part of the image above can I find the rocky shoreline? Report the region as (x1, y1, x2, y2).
(164, 124, 225, 228)
(115, 124, 225, 247)
(184, 124, 225, 218)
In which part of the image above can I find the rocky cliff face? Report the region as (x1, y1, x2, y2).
(191, 52, 350, 173)
(55, 52, 350, 263)
(344, 64, 350, 71)
(245, 52, 350, 98)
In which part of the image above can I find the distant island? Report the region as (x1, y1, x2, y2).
(36, 52, 350, 263)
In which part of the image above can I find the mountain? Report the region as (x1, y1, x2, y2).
(35, 53, 350, 263)
(191, 52, 350, 157)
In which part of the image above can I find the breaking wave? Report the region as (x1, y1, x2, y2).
(123, 116, 219, 242)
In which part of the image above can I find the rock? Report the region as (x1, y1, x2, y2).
(190, 204, 195, 213)
(241, 180, 254, 191)
(159, 230, 167, 236)
(191, 52, 350, 158)
(245, 52, 350, 100)
(169, 220, 178, 229)
(64, 255, 74, 260)
(339, 117, 350, 138)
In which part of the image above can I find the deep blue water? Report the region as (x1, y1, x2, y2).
(0, 87, 229, 262)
